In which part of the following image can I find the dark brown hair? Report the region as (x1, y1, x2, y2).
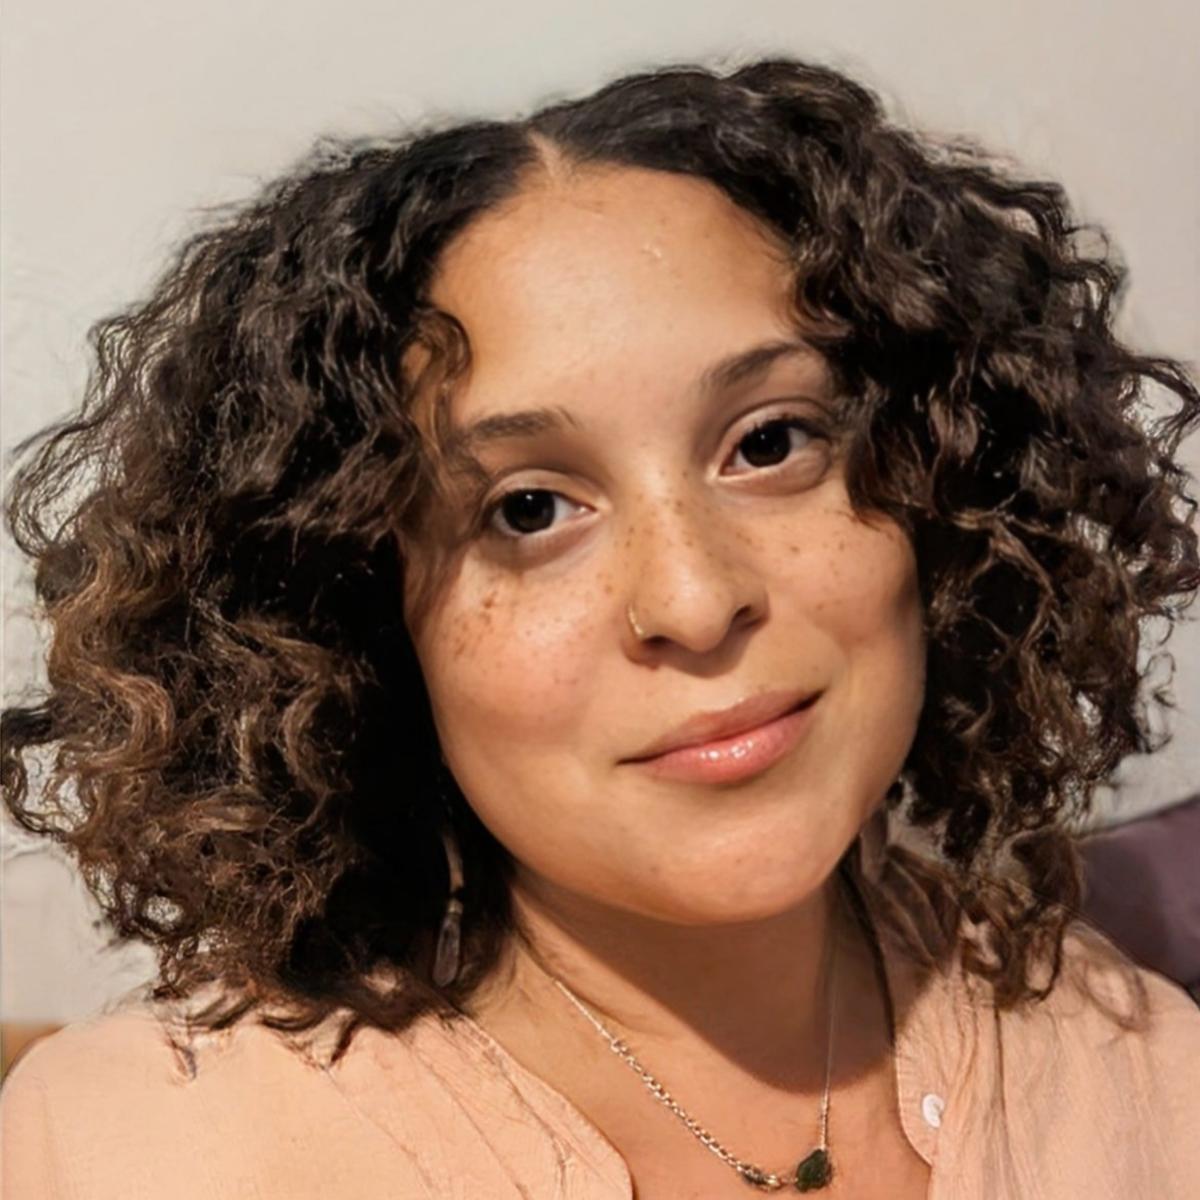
(4, 55, 1197, 1062)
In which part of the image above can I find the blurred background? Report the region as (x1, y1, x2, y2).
(3, 0, 1198, 1059)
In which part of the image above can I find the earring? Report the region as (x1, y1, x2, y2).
(433, 827, 464, 986)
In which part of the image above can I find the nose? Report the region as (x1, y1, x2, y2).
(620, 489, 767, 660)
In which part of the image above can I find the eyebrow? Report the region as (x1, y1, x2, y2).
(445, 338, 816, 454)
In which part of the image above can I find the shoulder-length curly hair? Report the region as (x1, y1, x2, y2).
(4, 56, 1198, 1062)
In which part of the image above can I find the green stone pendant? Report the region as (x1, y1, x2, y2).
(794, 1148, 833, 1192)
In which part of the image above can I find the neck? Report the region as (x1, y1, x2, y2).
(466, 863, 890, 1097)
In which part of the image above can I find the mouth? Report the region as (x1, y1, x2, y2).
(622, 689, 821, 762)
(621, 691, 822, 786)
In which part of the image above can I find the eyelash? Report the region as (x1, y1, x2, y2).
(478, 414, 829, 544)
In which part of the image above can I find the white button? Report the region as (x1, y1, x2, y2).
(921, 1093, 946, 1128)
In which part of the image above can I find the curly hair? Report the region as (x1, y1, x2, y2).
(4, 55, 1198, 1063)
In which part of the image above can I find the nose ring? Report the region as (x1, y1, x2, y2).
(626, 603, 648, 640)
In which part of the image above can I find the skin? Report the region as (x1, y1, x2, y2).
(403, 158, 930, 1194)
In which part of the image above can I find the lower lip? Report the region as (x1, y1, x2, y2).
(626, 697, 820, 785)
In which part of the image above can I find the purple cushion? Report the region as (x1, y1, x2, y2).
(1077, 793, 1200, 1000)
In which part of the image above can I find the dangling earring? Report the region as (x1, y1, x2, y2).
(433, 828, 464, 986)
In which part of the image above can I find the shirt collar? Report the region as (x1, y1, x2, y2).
(845, 804, 971, 1169)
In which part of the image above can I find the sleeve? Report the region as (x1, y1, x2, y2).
(1, 1041, 68, 1200)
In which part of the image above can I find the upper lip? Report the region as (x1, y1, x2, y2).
(622, 689, 820, 762)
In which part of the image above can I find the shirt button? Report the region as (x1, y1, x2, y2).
(921, 1093, 946, 1129)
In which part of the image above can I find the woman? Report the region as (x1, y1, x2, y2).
(1, 56, 1198, 1199)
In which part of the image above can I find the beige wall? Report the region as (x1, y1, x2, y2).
(3, 0, 1198, 1023)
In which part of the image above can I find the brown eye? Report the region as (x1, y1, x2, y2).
(486, 489, 576, 539)
(728, 417, 822, 471)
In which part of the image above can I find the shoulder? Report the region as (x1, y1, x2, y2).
(1047, 918, 1200, 1039)
(979, 915, 1200, 1051)
(2, 998, 315, 1103)
(1, 1008, 185, 1199)
(0, 1001, 352, 1200)
(2, 1007, 185, 1137)
(923, 917, 1200, 1193)
(1058, 918, 1200, 1083)
(6, 1005, 180, 1080)
(980, 917, 1199, 1126)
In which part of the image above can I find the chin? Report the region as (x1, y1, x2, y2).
(624, 862, 837, 928)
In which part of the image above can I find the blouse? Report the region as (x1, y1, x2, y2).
(3, 808, 1199, 1199)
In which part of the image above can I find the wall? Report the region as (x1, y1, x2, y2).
(3, 0, 1197, 1023)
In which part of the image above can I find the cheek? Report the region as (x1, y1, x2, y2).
(801, 514, 926, 741)
(808, 517, 923, 648)
(416, 570, 604, 758)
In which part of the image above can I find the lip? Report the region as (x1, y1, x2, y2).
(623, 692, 821, 786)
(622, 688, 821, 763)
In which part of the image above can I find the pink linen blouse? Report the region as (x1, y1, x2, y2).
(3, 811, 1199, 1199)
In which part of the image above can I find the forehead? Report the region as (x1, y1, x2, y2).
(424, 166, 802, 401)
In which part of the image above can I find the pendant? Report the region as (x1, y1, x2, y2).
(794, 1148, 833, 1192)
(736, 1147, 834, 1192)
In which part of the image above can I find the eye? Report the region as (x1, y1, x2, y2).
(479, 414, 828, 543)
(483, 488, 585, 540)
(725, 415, 824, 473)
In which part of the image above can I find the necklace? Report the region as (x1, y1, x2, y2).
(548, 894, 840, 1193)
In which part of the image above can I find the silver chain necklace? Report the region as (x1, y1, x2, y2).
(548, 910, 839, 1193)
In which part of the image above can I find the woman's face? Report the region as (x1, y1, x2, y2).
(404, 164, 926, 926)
